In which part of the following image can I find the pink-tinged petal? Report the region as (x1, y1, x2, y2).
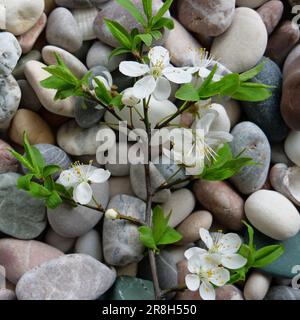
(221, 254, 247, 270)
(199, 228, 213, 250)
(185, 274, 200, 291)
(73, 182, 93, 205)
(208, 267, 230, 287)
(163, 67, 192, 84)
(184, 247, 207, 260)
(153, 77, 171, 101)
(199, 280, 216, 300)
(149, 46, 170, 68)
(119, 61, 149, 77)
(132, 75, 156, 99)
(88, 168, 111, 184)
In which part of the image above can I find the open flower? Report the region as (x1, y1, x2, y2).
(119, 46, 192, 101)
(185, 228, 247, 270)
(57, 162, 111, 205)
(185, 253, 230, 300)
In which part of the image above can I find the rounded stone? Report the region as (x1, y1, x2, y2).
(211, 7, 268, 73)
(241, 57, 288, 143)
(42, 45, 88, 78)
(0, 289, 16, 300)
(193, 180, 245, 231)
(16, 254, 116, 300)
(0, 140, 18, 174)
(178, 0, 235, 37)
(271, 143, 293, 166)
(55, 0, 107, 8)
(229, 122, 271, 195)
(257, 1, 284, 35)
(72, 7, 98, 41)
(24, 60, 76, 117)
(0, 75, 21, 130)
(236, 0, 269, 8)
(216, 285, 244, 300)
(13, 50, 42, 80)
(18, 80, 41, 112)
(75, 229, 102, 261)
(161, 189, 195, 228)
(0, 238, 63, 284)
(46, 7, 83, 53)
(5, 0, 45, 36)
(105, 142, 131, 177)
(0, 32, 21, 77)
(283, 44, 300, 79)
(244, 271, 272, 300)
(103, 194, 146, 266)
(45, 227, 76, 253)
(9, 109, 55, 146)
(176, 211, 213, 245)
(265, 286, 300, 300)
(109, 176, 135, 199)
(0, 172, 46, 239)
(223, 99, 241, 128)
(285, 131, 300, 166)
(245, 190, 300, 240)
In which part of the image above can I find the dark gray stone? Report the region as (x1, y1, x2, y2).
(265, 286, 300, 300)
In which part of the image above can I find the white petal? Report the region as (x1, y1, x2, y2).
(132, 75, 156, 99)
(208, 267, 230, 287)
(149, 46, 170, 68)
(199, 228, 213, 250)
(198, 67, 211, 78)
(163, 67, 192, 84)
(187, 255, 202, 273)
(185, 66, 200, 74)
(221, 254, 247, 270)
(217, 233, 242, 254)
(57, 169, 79, 187)
(184, 247, 207, 260)
(199, 280, 216, 300)
(185, 274, 200, 291)
(200, 253, 221, 270)
(206, 132, 233, 146)
(119, 61, 149, 77)
(73, 182, 93, 205)
(153, 77, 171, 101)
(194, 110, 217, 134)
(88, 168, 111, 183)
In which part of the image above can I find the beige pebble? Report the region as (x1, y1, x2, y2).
(109, 176, 135, 199)
(244, 271, 272, 300)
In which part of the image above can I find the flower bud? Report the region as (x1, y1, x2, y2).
(121, 88, 140, 106)
(105, 208, 118, 220)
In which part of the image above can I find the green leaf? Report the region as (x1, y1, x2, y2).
(156, 226, 182, 245)
(54, 183, 73, 199)
(208, 144, 233, 169)
(151, 0, 173, 25)
(152, 206, 169, 243)
(239, 63, 264, 82)
(43, 165, 61, 177)
(9, 149, 34, 172)
(29, 182, 52, 198)
(44, 176, 55, 191)
(152, 17, 174, 30)
(253, 244, 285, 268)
(231, 84, 272, 102)
(138, 226, 157, 251)
(151, 30, 162, 40)
(110, 94, 124, 110)
(23, 132, 41, 174)
(175, 83, 199, 101)
(17, 174, 33, 191)
(115, 0, 146, 26)
(134, 33, 153, 47)
(104, 19, 132, 49)
(198, 64, 218, 95)
(109, 47, 131, 60)
(94, 77, 112, 104)
(243, 220, 254, 250)
(46, 191, 63, 209)
(31, 146, 46, 171)
(40, 76, 70, 89)
(142, 0, 152, 20)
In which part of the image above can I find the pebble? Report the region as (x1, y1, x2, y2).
(161, 189, 195, 228)
(18, 80, 42, 112)
(164, 19, 202, 67)
(241, 58, 288, 143)
(46, 7, 83, 53)
(178, 0, 235, 37)
(16, 254, 116, 300)
(17, 13, 47, 54)
(117, 263, 138, 278)
(211, 7, 268, 73)
(283, 44, 300, 78)
(0, 32, 21, 77)
(103, 194, 146, 266)
(109, 176, 135, 199)
(72, 7, 98, 41)
(57, 120, 115, 156)
(55, 0, 107, 8)
(0, 140, 18, 174)
(86, 41, 126, 71)
(265, 21, 300, 66)
(93, 0, 168, 48)
(9, 109, 55, 146)
(42, 45, 88, 78)
(236, 0, 269, 8)
(270, 164, 300, 206)
(0, 289, 16, 300)
(245, 190, 300, 240)
(285, 131, 300, 166)
(257, 1, 284, 35)
(24, 60, 76, 117)
(265, 286, 300, 300)
(106, 276, 155, 300)
(193, 180, 245, 231)
(45, 227, 76, 253)
(0, 172, 46, 239)
(75, 229, 102, 261)
(5, 0, 45, 36)
(244, 271, 272, 300)
(271, 143, 293, 166)
(0, 75, 21, 130)
(47, 183, 108, 237)
(229, 122, 271, 195)
(105, 142, 131, 177)
(215, 285, 244, 300)
(13, 50, 42, 80)
(176, 211, 213, 245)
(130, 163, 171, 203)
(0, 238, 63, 284)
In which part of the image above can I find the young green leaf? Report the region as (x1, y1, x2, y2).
(253, 244, 285, 268)
(151, 30, 162, 40)
(9, 149, 34, 172)
(243, 220, 254, 250)
(142, 0, 152, 21)
(152, 206, 170, 243)
(46, 191, 63, 209)
(151, 0, 173, 25)
(23, 133, 41, 175)
(115, 0, 146, 27)
(109, 47, 131, 60)
(29, 182, 52, 198)
(239, 63, 264, 82)
(231, 84, 272, 102)
(43, 165, 61, 177)
(110, 94, 124, 110)
(175, 83, 199, 101)
(156, 226, 182, 245)
(138, 226, 158, 251)
(152, 17, 174, 30)
(134, 33, 153, 47)
(94, 77, 112, 104)
(17, 174, 34, 191)
(104, 19, 132, 49)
